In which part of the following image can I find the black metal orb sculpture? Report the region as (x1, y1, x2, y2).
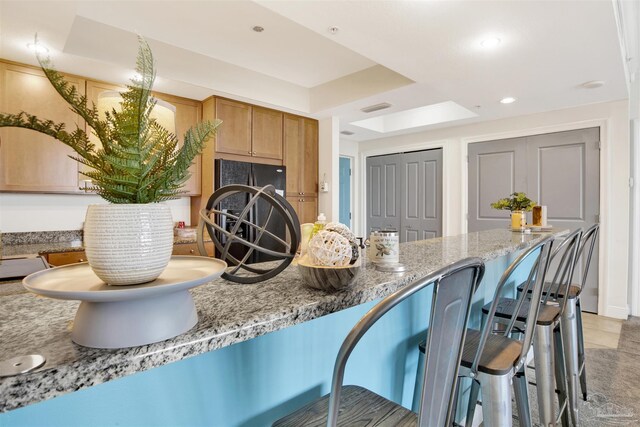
(197, 184, 300, 284)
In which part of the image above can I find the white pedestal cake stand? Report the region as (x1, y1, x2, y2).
(23, 256, 227, 349)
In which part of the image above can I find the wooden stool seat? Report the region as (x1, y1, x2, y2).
(419, 329, 523, 376)
(482, 297, 561, 326)
(273, 385, 417, 427)
(517, 281, 582, 299)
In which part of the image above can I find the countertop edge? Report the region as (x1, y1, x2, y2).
(0, 230, 566, 413)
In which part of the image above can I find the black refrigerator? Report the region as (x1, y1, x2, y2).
(214, 159, 287, 264)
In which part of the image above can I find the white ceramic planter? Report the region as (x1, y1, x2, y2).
(84, 204, 174, 286)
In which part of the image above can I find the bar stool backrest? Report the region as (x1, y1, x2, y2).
(576, 224, 599, 290)
(541, 229, 583, 314)
(325, 257, 485, 427)
(472, 236, 554, 375)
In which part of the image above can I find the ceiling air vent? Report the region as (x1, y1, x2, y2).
(360, 102, 392, 114)
(340, 130, 355, 136)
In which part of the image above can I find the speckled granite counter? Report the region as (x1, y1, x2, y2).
(2, 236, 207, 258)
(0, 229, 565, 413)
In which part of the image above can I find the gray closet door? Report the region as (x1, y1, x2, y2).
(401, 149, 443, 242)
(468, 128, 600, 312)
(526, 128, 600, 312)
(468, 137, 528, 231)
(366, 154, 401, 234)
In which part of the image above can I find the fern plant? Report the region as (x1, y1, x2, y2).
(0, 37, 220, 203)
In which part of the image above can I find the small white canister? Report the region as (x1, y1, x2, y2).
(370, 230, 400, 264)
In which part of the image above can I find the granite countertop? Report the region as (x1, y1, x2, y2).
(2, 236, 207, 258)
(0, 229, 566, 413)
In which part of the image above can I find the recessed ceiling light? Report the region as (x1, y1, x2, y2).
(328, 26, 339, 35)
(27, 42, 48, 54)
(581, 80, 605, 89)
(252, 26, 264, 33)
(500, 97, 517, 104)
(480, 37, 501, 48)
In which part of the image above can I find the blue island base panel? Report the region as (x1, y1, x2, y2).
(1, 253, 526, 427)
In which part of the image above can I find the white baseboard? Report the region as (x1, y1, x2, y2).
(603, 305, 630, 319)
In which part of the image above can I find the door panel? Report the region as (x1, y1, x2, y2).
(468, 128, 600, 312)
(405, 228, 419, 242)
(468, 137, 527, 231)
(405, 161, 419, 219)
(424, 160, 437, 219)
(400, 149, 443, 242)
(526, 127, 600, 312)
(537, 144, 585, 220)
(366, 154, 402, 235)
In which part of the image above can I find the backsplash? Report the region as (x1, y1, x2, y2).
(1, 230, 83, 246)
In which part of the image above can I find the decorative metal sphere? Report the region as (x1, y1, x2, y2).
(197, 184, 300, 284)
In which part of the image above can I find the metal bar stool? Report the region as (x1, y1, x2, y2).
(517, 224, 599, 425)
(573, 224, 599, 403)
(413, 236, 554, 427)
(489, 228, 583, 427)
(272, 257, 485, 427)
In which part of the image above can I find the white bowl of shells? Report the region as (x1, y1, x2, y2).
(297, 222, 362, 291)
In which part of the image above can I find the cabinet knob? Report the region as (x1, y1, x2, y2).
(301, 192, 304, 195)
(190, 249, 195, 254)
(79, 259, 84, 262)
(252, 151, 256, 155)
(248, 151, 252, 154)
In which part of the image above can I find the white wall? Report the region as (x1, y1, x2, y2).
(354, 100, 630, 319)
(318, 117, 340, 222)
(0, 194, 192, 232)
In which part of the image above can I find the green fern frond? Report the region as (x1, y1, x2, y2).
(0, 36, 220, 204)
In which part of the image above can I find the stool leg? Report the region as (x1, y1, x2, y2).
(477, 372, 512, 427)
(533, 323, 556, 426)
(561, 298, 580, 424)
(576, 299, 587, 401)
(513, 366, 532, 427)
(465, 379, 481, 427)
(554, 324, 571, 427)
(412, 348, 426, 412)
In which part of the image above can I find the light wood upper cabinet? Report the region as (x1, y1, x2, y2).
(252, 106, 283, 160)
(284, 114, 318, 197)
(214, 97, 283, 162)
(215, 98, 252, 156)
(0, 62, 85, 193)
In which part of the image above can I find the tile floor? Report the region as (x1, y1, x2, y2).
(582, 312, 623, 349)
(510, 314, 640, 427)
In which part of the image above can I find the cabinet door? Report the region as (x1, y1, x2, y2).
(0, 63, 84, 192)
(155, 93, 202, 196)
(300, 198, 318, 224)
(252, 107, 283, 160)
(284, 114, 303, 195)
(302, 119, 318, 196)
(215, 98, 251, 156)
